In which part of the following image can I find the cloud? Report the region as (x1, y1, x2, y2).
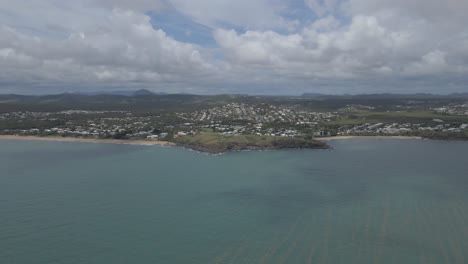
(0, 5, 214, 91)
(212, 0, 468, 93)
(404, 50, 452, 76)
(305, 0, 340, 17)
(214, 15, 413, 78)
(90, 0, 165, 11)
(0, 0, 467, 94)
(167, 0, 294, 30)
(349, 0, 468, 23)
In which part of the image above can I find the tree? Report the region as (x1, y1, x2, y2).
(112, 131, 129, 140)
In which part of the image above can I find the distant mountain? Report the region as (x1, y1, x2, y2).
(349, 93, 468, 99)
(3, 91, 468, 99)
(1, 92, 467, 114)
(345, 93, 438, 99)
(132, 89, 157, 96)
(72, 89, 164, 96)
(449, 93, 468, 98)
(301, 93, 326, 98)
(301, 93, 468, 99)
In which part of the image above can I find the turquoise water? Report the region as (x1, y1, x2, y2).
(1, 139, 467, 264)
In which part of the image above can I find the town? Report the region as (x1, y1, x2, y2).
(1, 99, 468, 141)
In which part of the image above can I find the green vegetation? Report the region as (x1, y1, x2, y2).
(171, 132, 328, 153)
(327, 110, 467, 124)
(1, 93, 467, 150)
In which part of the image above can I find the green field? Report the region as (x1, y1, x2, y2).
(327, 110, 468, 126)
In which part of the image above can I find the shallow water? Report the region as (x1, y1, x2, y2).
(1, 139, 467, 263)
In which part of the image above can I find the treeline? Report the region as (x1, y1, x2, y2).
(1, 93, 466, 113)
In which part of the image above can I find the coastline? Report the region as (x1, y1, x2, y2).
(0, 135, 176, 146)
(316, 136, 423, 141)
(0, 135, 425, 152)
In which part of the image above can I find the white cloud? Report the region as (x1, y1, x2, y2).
(349, 0, 468, 24)
(215, 15, 406, 79)
(0, 48, 40, 68)
(212, 0, 468, 93)
(0, 0, 467, 94)
(0, 7, 213, 90)
(404, 50, 451, 76)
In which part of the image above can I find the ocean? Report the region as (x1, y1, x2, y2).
(1, 139, 467, 263)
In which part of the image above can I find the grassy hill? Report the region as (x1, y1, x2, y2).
(171, 132, 329, 153)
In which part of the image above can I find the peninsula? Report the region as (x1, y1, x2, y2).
(171, 132, 329, 153)
(0, 134, 328, 154)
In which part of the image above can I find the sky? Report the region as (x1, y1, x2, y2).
(0, 0, 467, 95)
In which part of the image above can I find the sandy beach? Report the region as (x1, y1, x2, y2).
(0, 135, 176, 146)
(0, 135, 424, 146)
(316, 135, 423, 141)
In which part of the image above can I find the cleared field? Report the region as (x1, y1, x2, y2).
(328, 111, 468, 125)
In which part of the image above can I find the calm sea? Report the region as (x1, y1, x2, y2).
(1, 139, 467, 263)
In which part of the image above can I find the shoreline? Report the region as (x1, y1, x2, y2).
(0, 135, 427, 152)
(0, 135, 176, 146)
(316, 136, 423, 141)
